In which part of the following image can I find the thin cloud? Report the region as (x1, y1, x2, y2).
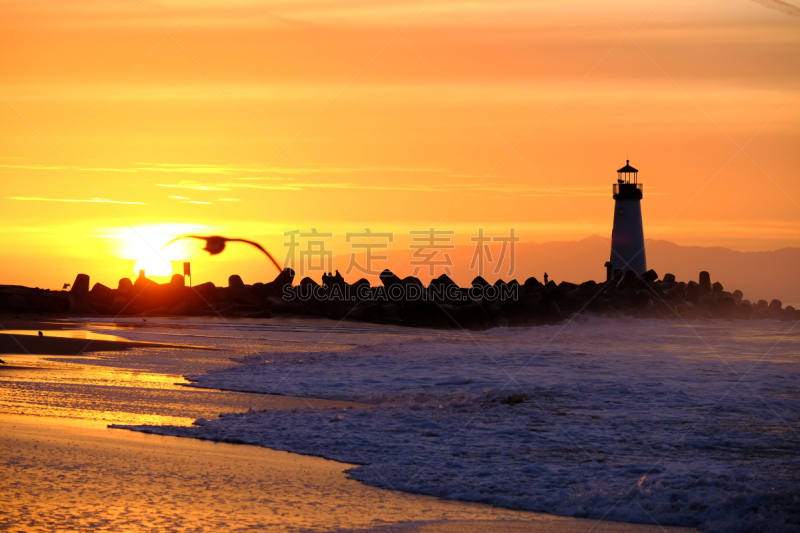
(1, 162, 449, 176)
(157, 181, 231, 191)
(232, 177, 289, 181)
(0, 164, 66, 171)
(153, 180, 618, 196)
(9, 196, 145, 205)
(134, 163, 243, 174)
(79, 168, 138, 173)
(750, 0, 800, 16)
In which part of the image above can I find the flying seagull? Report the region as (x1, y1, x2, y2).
(162, 235, 282, 272)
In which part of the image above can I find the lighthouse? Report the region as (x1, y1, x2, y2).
(609, 160, 646, 276)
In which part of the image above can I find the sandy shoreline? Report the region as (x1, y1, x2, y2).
(0, 317, 223, 355)
(0, 332, 212, 355)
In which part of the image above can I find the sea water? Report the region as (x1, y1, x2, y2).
(98, 315, 800, 533)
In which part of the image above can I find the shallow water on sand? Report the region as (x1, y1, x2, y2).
(0, 353, 252, 425)
(0, 319, 369, 425)
(2, 329, 128, 341)
(0, 317, 457, 428)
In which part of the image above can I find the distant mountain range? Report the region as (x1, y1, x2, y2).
(332, 237, 800, 305)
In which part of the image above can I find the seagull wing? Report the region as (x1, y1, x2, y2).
(160, 235, 207, 250)
(228, 238, 283, 272)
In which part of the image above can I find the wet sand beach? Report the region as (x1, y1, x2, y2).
(0, 326, 212, 355)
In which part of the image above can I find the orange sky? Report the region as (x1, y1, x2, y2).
(1, 0, 798, 288)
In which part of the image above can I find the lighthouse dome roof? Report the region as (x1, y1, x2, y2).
(617, 160, 638, 173)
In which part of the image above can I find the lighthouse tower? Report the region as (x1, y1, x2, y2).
(609, 160, 646, 276)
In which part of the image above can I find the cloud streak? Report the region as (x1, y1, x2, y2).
(9, 197, 145, 205)
(0, 163, 447, 176)
(157, 181, 232, 191)
(153, 180, 630, 197)
(750, 0, 800, 16)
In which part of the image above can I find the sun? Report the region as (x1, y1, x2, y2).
(133, 257, 172, 278)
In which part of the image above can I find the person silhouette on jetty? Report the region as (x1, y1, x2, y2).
(162, 235, 281, 272)
(544, 272, 549, 284)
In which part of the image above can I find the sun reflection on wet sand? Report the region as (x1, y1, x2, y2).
(3, 329, 129, 341)
(0, 352, 260, 426)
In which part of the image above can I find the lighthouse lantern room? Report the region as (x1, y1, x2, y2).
(609, 160, 647, 277)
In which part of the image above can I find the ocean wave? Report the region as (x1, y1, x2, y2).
(116, 319, 800, 532)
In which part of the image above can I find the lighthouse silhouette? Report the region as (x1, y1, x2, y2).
(608, 160, 646, 277)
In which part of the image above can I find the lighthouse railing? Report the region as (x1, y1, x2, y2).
(612, 183, 644, 198)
